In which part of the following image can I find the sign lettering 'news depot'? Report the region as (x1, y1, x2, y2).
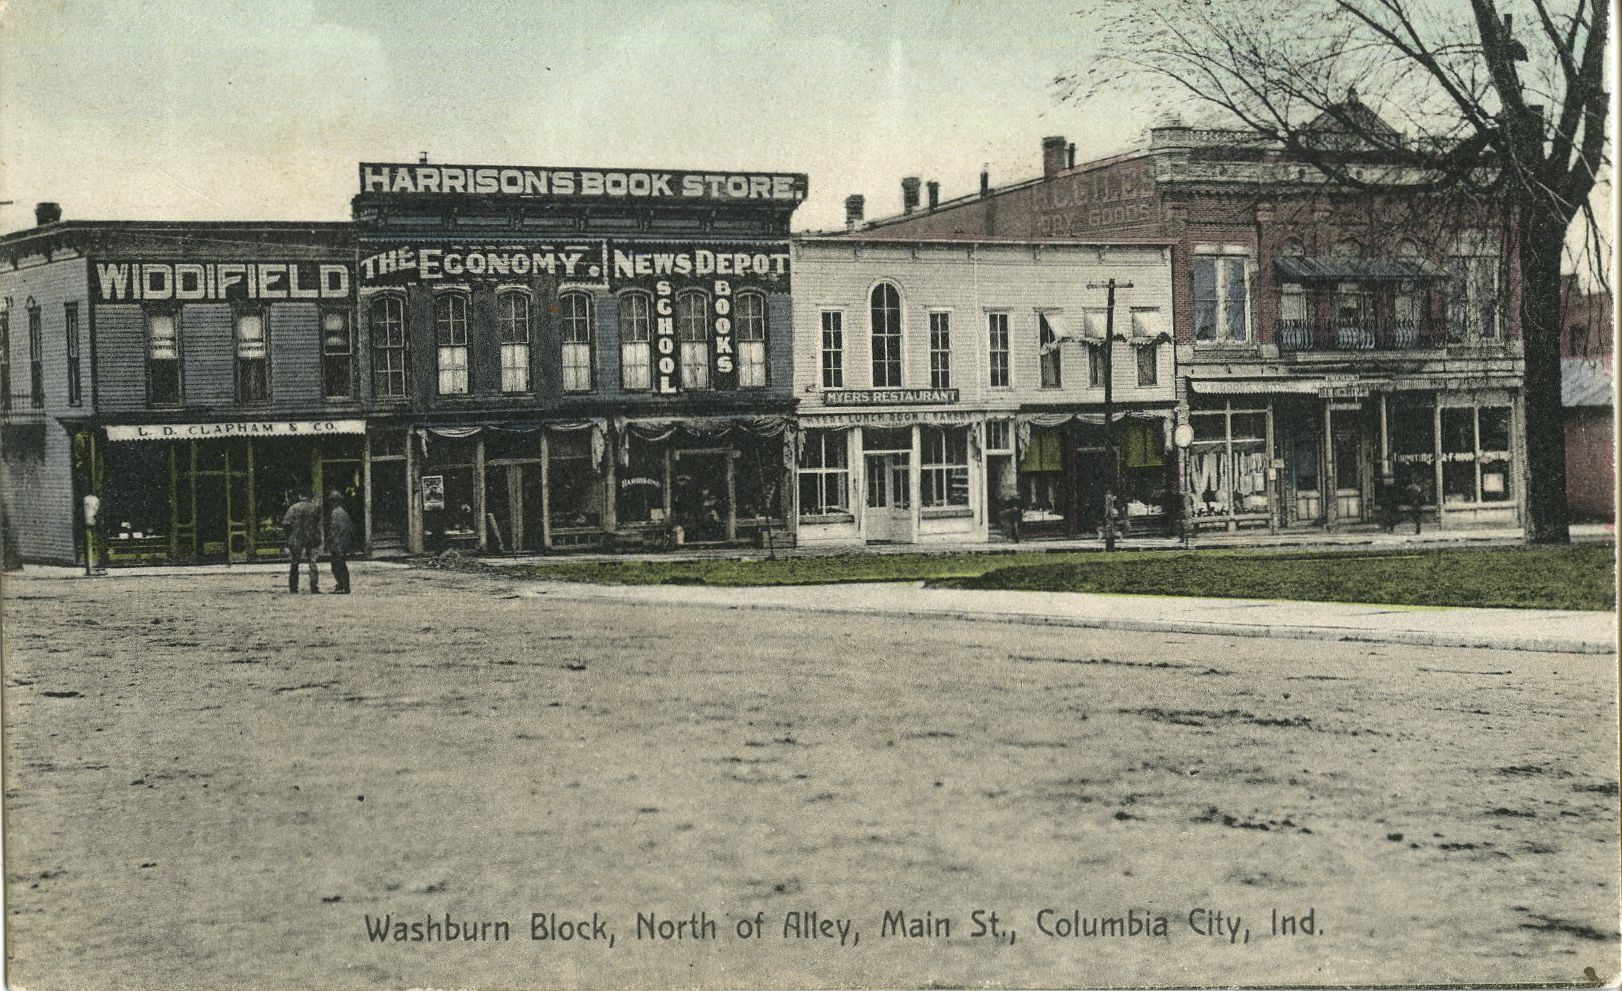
(359, 163, 807, 204)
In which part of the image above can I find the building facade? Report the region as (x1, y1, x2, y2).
(791, 238, 1177, 545)
(1, 211, 357, 565)
(851, 106, 1527, 533)
(351, 162, 805, 554)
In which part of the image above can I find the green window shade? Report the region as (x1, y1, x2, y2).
(1122, 422, 1165, 468)
(1020, 429, 1063, 472)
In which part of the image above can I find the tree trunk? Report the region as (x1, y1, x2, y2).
(1517, 215, 1571, 545)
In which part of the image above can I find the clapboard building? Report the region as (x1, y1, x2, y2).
(0, 207, 357, 565)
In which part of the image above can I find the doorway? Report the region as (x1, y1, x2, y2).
(672, 450, 731, 543)
(863, 452, 912, 543)
(1331, 413, 1369, 522)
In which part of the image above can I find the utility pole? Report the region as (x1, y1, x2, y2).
(1086, 278, 1132, 551)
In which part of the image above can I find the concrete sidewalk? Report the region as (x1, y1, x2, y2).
(519, 579, 1619, 655)
(497, 521, 1615, 565)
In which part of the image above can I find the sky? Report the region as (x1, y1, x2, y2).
(0, 0, 1136, 234)
(0, 0, 1610, 265)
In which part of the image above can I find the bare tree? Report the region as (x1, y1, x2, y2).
(1060, 0, 1610, 543)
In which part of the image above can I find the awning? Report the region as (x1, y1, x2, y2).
(1276, 256, 1451, 282)
(106, 419, 366, 442)
(1189, 379, 1325, 395)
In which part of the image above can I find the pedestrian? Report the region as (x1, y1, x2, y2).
(1403, 478, 1425, 535)
(326, 490, 353, 594)
(282, 491, 322, 594)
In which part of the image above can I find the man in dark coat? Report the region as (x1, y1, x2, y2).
(282, 492, 322, 593)
(326, 490, 354, 594)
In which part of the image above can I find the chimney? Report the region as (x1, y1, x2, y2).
(901, 176, 921, 215)
(926, 180, 940, 211)
(980, 167, 990, 197)
(1042, 135, 1067, 177)
(1067, 143, 1076, 168)
(418, 151, 429, 164)
(34, 202, 62, 226)
(844, 194, 865, 232)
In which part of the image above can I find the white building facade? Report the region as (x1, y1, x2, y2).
(791, 238, 1177, 546)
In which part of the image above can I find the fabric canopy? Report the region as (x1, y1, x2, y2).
(1276, 255, 1451, 282)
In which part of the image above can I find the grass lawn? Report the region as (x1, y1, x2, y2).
(512, 542, 1617, 611)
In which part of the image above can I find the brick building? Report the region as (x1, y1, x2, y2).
(849, 101, 1527, 534)
(0, 207, 356, 565)
(1560, 281, 1614, 523)
(351, 162, 805, 554)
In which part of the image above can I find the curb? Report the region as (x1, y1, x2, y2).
(519, 585, 1616, 656)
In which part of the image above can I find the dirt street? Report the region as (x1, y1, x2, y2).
(3, 565, 1617, 989)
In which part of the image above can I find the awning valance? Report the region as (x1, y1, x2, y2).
(1190, 379, 1327, 395)
(1276, 256, 1450, 282)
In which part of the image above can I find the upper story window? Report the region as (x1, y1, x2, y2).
(321, 308, 354, 399)
(1449, 238, 1500, 342)
(560, 291, 594, 393)
(234, 309, 270, 403)
(370, 295, 409, 399)
(928, 311, 951, 389)
(676, 290, 709, 390)
(735, 291, 767, 388)
(64, 303, 82, 407)
(820, 310, 844, 388)
(146, 310, 182, 407)
(434, 292, 470, 395)
(986, 312, 1010, 389)
(1193, 254, 1249, 343)
(870, 282, 902, 388)
(497, 291, 531, 394)
(1038, 312, 1062, 389)
(0, 307, 10, 410)
(26, 302, 43, 407)
(1131, 307, 1162, 387)
(619, 292, 652, 391)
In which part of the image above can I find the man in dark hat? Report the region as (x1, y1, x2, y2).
(282, 491, 322, 593)
(326, 490, 354, 595)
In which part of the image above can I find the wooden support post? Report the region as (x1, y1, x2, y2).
(539, 430, 552, 550)
(1322, 400, 1336, 529)
(1432, 398, 1444, 530)
(362, 431, 373, 554)
(1265, 400, 1277, 533)
(508, 465, 523, 552)
(475, 435, 488, 552)
(405, 429, 422, 555)
(725, 449, 737, 542)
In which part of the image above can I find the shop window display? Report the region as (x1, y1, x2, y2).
(1020, 427, 1065, 524)
(547, 430, 604, 531)
(798, 429, 849, 517)
(1185, 410, 1268, 518)
(920, 427, 969, 509)
(1119, 421, 1167, 519)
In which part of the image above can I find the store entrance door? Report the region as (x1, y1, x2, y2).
(484, 462, 545, 554)
(863, 452, 912, 543)
(1331, 416, 1369, 522)
(672, 450, 731, 544)
(188, 441, 253, 563)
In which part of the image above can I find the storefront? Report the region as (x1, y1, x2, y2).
(796, 410, 987, 547)
(86, 418, 366, 565)
(1184, 380, 1523, 532)
(389, 416, 793, 554)
(1015, 412, 1176, 539)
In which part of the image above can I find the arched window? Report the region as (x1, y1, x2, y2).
(560, 292, 594, 393)
(869, 282, 901, 387)
(676, 290, 709, 390)
(370, 294, 408, 398)
(735, 292, 767, 388)
(619, 292, 652, 390)
(497, 290, 531, 393)
(434, 292, 470, 395)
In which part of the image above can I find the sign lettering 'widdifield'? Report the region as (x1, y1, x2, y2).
(107, 420, 366, 442)
(359, 163, 808, 203)
(94, 262, 352, 303)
